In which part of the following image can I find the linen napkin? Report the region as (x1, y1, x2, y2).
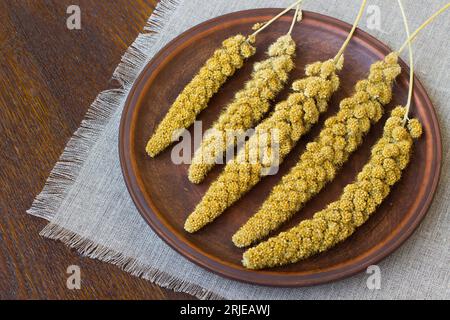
(28, 0, 450, 299)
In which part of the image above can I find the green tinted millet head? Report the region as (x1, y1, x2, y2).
(187, 35, 296, 185)
(146, 35, 256, 157)
(243, 106, 422, 269)
(183, 57, 343, 233)
(233, 52, 402, 248)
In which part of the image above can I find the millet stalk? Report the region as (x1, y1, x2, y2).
(243, 107, 423, 269)
(187, 4, 303, 184)
(233, 1, 450, 248)
(146, 0, 304, 157)
(184, 0, 368, 233)
(233, 51, 401, 247)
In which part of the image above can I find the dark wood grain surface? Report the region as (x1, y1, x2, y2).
(0, 0, 192, 300)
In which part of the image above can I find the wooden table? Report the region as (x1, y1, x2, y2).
(0, 0, 193, 299)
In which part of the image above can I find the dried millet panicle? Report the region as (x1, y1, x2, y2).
(184, 57, 343, 233)
(187, 35, 296, 184)
(145, 35, 256, 157)
(243, 107, 422, 269)
(233, 52, 402, 247)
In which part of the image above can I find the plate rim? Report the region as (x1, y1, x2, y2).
(119, 9, 442, 287)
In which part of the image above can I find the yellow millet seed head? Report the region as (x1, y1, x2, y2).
(359, 180, 372, 192)
(332, 123, 347, 136)
(383, 158, 398, 171)
(397, 141, 412, 155)
(385, 52, 399, 64)
(185, 35, 303, 231)
(369, 68, 383, 82)
(335, 55, 345, 71)
(146, 34, 256, 157)
(384, 116, 403, 135)
(355, 79, 369, 92)
(268, 35, 296, 57)
(408, 119, 423, 139)
(187, 33, 296, 184)
(359, 118, 371, 133)
(385, 169, 399, 186)
(234, 53, 404, 248)
(252, 22, 264, 31)
(398, 154, 410, 170)
(240, 102, 422, 269)
(382, 143, 400, 158)
(305, 61, 322, 76)
(353, 91, 370, 104)
(391, 105, 406, 118)
(392, 126, 409, 141)
(320, 60, 336, 77)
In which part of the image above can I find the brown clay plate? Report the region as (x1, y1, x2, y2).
(119, 9, 442, 287)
